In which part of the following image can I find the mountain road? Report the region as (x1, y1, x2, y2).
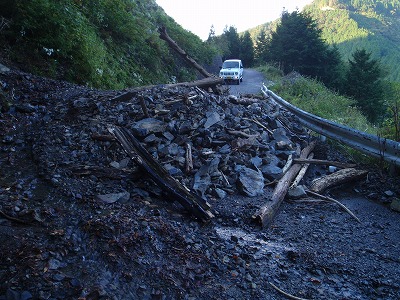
(222, 68, 265, 95)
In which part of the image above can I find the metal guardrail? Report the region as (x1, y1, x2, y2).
(261, 84, 400, 167)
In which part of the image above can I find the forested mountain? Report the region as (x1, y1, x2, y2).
(247, 0, 400, 82)
(0, 0, 216, 89)
(304, 0, 400, 81)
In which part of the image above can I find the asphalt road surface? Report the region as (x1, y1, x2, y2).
(223, 68, 265, 95)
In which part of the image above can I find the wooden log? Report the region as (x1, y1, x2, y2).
(252, 141, 316, 227)
(290, 152, 314, 189)
(158, 26, 214, 78)
(108, 125, 214, 222)
(292, 158, 356, 169)
(309, 168, 368, 194)
(111, 77, 224, 103)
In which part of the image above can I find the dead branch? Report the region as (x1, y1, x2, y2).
(108, 125, 214, 222)
(91, 134, 115, 141)
(293, 158, 356, 169)
(243, 117, 274, 136)
(158, 26, 216, 79)
(310, 168, 368, 193)
(252, 141, 316, 227)
(282, 154, 293, 175)
(139, 95, 150, 118)
(269, 282, 310, 300)
(290, 153, 314, 189)
(305, 190, 361, 223)
(185, 143, 193, 174)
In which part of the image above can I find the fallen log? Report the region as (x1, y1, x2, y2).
(252, 141, 316, 227)
(108, 125, 214, 222)
(309, 168, 368, 194)
(158, 26, 214, 78)
(111, 77, 224, 103)
(292, 158, 356, 169)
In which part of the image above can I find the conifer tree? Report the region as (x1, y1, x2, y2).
(240, 31, 254, 67)
(345, 49, 385, 123)
(255, 30, 269, 64)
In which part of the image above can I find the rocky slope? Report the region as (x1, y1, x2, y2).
(0, 65, 399, 300)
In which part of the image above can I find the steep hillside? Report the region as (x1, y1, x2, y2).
(0, 0, 217, 89)
(304, 0, 400, 81)
(246, 0, 400, 82)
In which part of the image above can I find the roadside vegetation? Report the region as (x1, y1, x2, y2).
(0, 0, 217, 89)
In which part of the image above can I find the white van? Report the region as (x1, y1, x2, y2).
(219, 59, 243, 85)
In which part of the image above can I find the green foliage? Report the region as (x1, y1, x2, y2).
(345, 48, 385, 123)
(239, 31, 254, 67)
(305, 0, 400, 81)
(0, 0, 217, 89)
(265, 10, 344, 91)
(273, 75, 374, 132)
(381, 82, 400, 140)
(254, 30, 270, 64)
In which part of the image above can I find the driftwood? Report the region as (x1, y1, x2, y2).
(310, 168, 368, 193)
(158, 26, 214, 78)
(108, 125, 214, 222)
(293, 158, 356, 169)
(252, 141, 317, 227)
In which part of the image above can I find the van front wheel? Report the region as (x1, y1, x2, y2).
(236, 79, 240, 85)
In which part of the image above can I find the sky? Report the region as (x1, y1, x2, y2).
(156, 0, 314, 40)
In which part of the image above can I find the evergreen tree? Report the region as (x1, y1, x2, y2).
(267, 11, 328, 78)
(222, 26, 240, 59)
(320, 44, 346, 91)
(207, 25, 216, 43)
(255, 30, 269, 64)
(239, 31, 254, 67)
(345, 49, 385, 123)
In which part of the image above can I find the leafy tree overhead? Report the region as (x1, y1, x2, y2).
(345, 48, 385, 123)
(239, 31, 254, 67)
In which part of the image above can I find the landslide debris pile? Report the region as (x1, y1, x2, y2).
(2, 68, 399, 300)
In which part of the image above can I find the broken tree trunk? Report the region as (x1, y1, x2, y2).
(292, 158, 356, 169)
(111, 77, 224, 103)
(158, 26, 216, 79)
(309, 168, 368, 194)
(108, 125, 214, 222)
(252, 141, 317, 227)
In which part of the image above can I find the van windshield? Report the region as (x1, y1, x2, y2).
(222, 61, 239, 68)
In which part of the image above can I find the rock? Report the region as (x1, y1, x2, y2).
(96, 191, 131, 204)
(261, 165, 283, 181)
(0, 64, 10, 74)
(204, 111, 222, 129)
(131, 118, 166, 136)
(237, 166, 264, 197)
(384, 190, 394, 197)
(390, 198, 400, 212)
(288, 185, 307, 199)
